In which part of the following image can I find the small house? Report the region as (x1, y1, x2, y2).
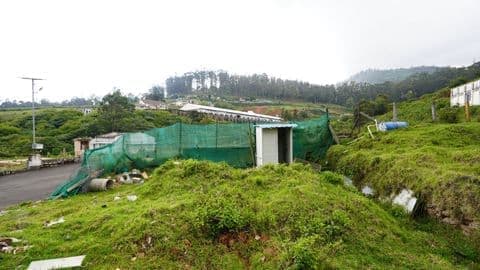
(73, 137, 92, 160)
(255, 123, 296, 166)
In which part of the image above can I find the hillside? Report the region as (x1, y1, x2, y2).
(327, 86, 480, 235)
(346, 66, 441, 84)
(1, 160, 478, 269)
(328, 123, 480, 231)
(379, 87, 480, 124)
(165, 63, 480, 107)
(0, 108, 187, 159)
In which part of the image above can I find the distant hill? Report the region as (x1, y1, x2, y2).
(347, 66, 442, 84)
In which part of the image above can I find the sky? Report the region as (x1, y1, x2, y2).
(0, 0, 479, 102)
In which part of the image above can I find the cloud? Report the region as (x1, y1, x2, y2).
(0, 0, 478, 101)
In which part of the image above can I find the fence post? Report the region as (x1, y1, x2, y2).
(392, 102, 398, 121)
(431, 102, 436, 121)
(178, 122, 183, 156)
(215, 121, 218, 149)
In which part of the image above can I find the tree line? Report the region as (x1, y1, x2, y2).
(166, 63, 480, 107)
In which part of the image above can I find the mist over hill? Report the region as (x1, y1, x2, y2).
(346, 66, 442, 84)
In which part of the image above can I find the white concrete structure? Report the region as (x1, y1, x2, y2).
(82, 108, 93, 116)
(89, 132, 122, 149)
(136, 99, 167, 110)
(73, 137, 91, 159)
(27, 153, 42, 169)
(450, 78, 480, 106)
(180, 103, 282, 122)
(255, 123, 296, 167)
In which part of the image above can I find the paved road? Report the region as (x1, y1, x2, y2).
(0, 164, 79, 209)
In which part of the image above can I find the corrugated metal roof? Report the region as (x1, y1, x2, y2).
(180, 103, 282, 120)
(255, 123, 297, 129)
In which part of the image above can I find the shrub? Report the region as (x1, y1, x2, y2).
(324, 210, 351, 241)
(290, 236, 318, 269)
(438, 107, 458, 123)
(321, 171, 344, 185)
(196, 196, 251, 237)
(0, 124, 20, 136)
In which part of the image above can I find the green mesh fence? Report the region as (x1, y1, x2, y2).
(50, 115, 332, 198)
(293, 116, 334, 161)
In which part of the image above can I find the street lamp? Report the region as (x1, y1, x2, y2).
(20, 77, 45, 168)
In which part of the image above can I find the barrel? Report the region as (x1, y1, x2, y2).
(378, 121, 408, 132)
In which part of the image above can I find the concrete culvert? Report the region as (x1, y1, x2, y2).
(88, 178, 114, 192)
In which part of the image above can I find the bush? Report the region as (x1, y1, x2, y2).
(324, 210, 351, 241)
(321, 171, 344, 185)
(0, 124, 20, 136)
(290, 236, 319, 269)
(196, 196, 251, 237)
(438, 107, 458, 123)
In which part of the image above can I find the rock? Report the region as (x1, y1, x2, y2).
(442, 217, 460, 225)
(392, 189, 417, 213)
(27, 255, 85, 269)
(132, 177, 143, 184)
(44, 216, 65, 227)
(119, 173, 133, 184)
(127, 195, 137, 202)
(361, 186, 374, 196)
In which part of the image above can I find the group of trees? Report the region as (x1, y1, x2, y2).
(166, 63, 480, 107)
(0, 97, 100, 109)
(0, 90, 188, 158)
(346, 66, 440, 84)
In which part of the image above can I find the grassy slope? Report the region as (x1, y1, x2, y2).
(327, 86, 480, 230)
(380, 88, 480, 124)
(1, 160, 478, 269)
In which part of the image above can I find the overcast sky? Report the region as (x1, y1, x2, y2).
(1, 0, 479, 102)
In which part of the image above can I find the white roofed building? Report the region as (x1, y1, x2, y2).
(180, 103, 282, 122)
(451, 78, 480, 107)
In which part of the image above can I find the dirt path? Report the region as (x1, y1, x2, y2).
(0, 163, 79, 209)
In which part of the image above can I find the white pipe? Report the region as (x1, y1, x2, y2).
(367, 125, 376, 139)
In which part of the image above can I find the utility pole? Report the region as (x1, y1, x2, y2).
(20, 77, 45, 169)
(20, 77, 44, 147)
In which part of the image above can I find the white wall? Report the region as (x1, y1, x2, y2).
(451, 78, 480, 106)
(256, 128, 278, 166)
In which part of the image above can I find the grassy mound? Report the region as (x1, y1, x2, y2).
(1, 160, 479, 269)
(327, 123, 480, 232)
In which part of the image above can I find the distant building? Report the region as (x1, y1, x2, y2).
(136, 99, 167, 110)
(73, 132, 123, 160)
(82, 107, 93, 116)
(89, 132, 123, 149)
(180, 103, 282, 122)
(450, 78, 480, 106)
(73, 137, 91, 160)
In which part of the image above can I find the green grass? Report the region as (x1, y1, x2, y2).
(1, 160, 478, 269)
(379, 88, 480, 124)
(327, 123, 480, 229)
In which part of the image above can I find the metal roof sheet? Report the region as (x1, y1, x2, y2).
(255, 123, 297, 129)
